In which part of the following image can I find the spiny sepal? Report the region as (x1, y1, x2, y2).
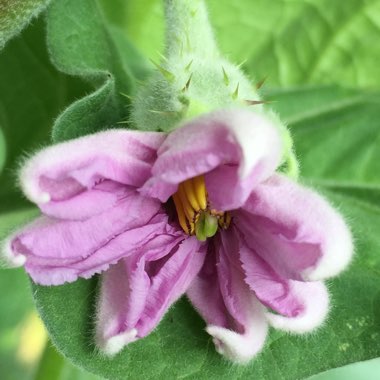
(149, 60, 175, 82)
(129, 0, 299, 177)
(131, 57, 262, 132)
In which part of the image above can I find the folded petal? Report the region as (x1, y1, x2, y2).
(238, 231, 304, 318)
(265, 281, 329, 333)
(96, 237, 205, 355)
(141, 108, 283, 210)
(187, 229, 268, 363)
(20, 130, 165, 219)
(237, 174, 353, 281)
(4, 191, 177, 285)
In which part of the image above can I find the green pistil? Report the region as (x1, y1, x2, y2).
(195, 212, 219, 241)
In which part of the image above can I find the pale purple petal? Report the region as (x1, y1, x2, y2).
(96, 237, 205, 355)
(5, 191, 180, 285)
(237, 174, 353, 281)
(140, 108, 283, 210)
(266, 281, 329, 333)
(237, 229, 304, 318)
(187, 229, 268, 363)
(39, 181, 129, 221)
(20, 129, 165, 220)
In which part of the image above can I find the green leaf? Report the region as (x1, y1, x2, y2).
(46, 0, 150, 142)
(31, 85, 380, 380)
(114, 0, 380, 88)
(0, 0, 51, 50)
(266, 86, 380, 189)
(98, 0, 164, 62)
(0, 268, 34, 330)
(241, 0, 380, 87)
(0, 16, 91, 213)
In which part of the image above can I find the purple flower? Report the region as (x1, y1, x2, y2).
(2, 109, 353, 363)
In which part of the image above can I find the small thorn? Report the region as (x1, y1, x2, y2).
(119, 92, 133, 100)
(232, 83, 239, 100)
(245, 99, 274, 106)
(156, 51, 168, 62)
(237, 59, 247, 69)
(222, 67, 229, 86)
(182, 73, 193, 92)
(149, 59, 175, 82)
(185, 59, 193, 72)
(256, 76, 268, 90)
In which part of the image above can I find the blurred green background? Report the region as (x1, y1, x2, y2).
(1, 0, 380, 379)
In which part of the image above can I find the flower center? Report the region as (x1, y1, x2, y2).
(172, 175, 231, 241)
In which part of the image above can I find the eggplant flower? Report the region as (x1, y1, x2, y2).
(2, 109, 353, 363)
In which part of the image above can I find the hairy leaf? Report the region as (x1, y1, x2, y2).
(0, 0, 51, 49)
(266, 86, 380, 189)
(46, 0, 150, 142)
(0, 17, 90, 213)
(99, 0, 164, 62)
(241, 0, 380, 87)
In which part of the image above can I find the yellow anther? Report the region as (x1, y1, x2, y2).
(183, 179, 201, 211)
(178, 184, 196, 222)
(172, 175, 231, 238)
(193, 176, 207, 210)
(218, 213, 232, 230)
(173, 193, 191, 234)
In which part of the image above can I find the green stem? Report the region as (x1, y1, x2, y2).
(164, 0, 219, 59)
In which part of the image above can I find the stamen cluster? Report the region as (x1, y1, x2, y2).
(172, 175, 231, 240)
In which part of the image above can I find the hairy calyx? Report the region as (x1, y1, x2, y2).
(172, 175, 231, 240)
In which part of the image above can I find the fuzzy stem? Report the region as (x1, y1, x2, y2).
(164, 0, 219, 59)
